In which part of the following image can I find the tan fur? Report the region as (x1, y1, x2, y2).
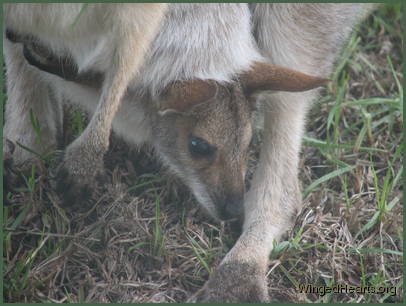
(55, 4, 168, 186)
(240, 61, 329, 94)
(3, 3, 377, 302)
(4, 3, 168, 191)
(159, 80, 219, 113)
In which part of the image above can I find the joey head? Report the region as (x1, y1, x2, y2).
(152, 80, 253, 223)
(148, 63, 328, 224)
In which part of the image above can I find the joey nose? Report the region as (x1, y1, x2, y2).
(218, 194, 244, 222)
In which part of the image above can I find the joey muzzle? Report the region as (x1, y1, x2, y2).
(215, 192, 245, 223)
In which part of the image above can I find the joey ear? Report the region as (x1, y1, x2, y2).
(159, 80, 218, 115)
(239, 61, 329, 96)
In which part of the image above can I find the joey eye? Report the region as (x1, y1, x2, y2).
(188, 136, 215, 159)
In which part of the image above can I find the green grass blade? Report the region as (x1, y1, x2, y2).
(303, 165, 356, 199)
(303, 136, 386, 153)
(355, 211, 380, 239)
(345, 247, 403, 257)
(186, 234, 211, 273)
(70, 4, 89, 29)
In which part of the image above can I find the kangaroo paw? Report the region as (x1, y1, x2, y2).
(189, 261, 270, 303)
(51, 143, 108, 209)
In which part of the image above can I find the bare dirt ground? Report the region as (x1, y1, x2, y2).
(3, 4, 403, 303)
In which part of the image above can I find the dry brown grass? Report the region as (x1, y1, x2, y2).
(3, 4, 403, 303)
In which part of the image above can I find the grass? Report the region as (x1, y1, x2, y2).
(2, 3, 403, 303)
